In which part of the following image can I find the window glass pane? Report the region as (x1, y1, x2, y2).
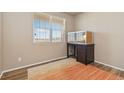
(39, 29, 50, 41)
(33, 19, 40, 29)
(51, 22, 64, 42)
(33, 29, 39, 40)
(33, 16, 50, 41)
(52, 23, 63, 30)
(33, 18, 40, 40)
(40, 20, 50, 30)
(52, 29, 62, 42)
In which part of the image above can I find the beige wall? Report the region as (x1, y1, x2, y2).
(0, 13, 2, 73)
(2, 12, 74, 70)
(75, 13, 96, 31)
(75, 12, 124, 69)
(2, 12, 124, 72)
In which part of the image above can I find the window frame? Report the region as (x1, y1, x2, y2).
(32, 13, 66, 44)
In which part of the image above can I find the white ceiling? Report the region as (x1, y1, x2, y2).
(64, 12, 82, 16)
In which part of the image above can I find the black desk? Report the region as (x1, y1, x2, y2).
(67, 43, 94, 65)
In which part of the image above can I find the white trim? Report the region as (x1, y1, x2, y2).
(95, 60, 124, 71)
(0, 56, 67, 78)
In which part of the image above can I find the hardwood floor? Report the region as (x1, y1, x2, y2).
(29, 63, 124, 80)
(1, 58, 124, 80)
(1, 69, 28, 80)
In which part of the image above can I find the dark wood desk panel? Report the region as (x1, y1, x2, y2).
(67, 43, 94, 65)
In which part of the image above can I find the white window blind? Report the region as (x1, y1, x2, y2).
(33, 13, 65, 42)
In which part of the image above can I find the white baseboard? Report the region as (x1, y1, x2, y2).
(95, 60, 124, 71)
(0, 56, 67, 78)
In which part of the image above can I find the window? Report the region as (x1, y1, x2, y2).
(33, 13, 65, 43)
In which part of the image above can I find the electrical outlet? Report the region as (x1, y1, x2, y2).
(18, 57, 22, 62)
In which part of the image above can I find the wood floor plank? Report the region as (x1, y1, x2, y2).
(1, 58, 124, 80)
(30, 63, 124, 80)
